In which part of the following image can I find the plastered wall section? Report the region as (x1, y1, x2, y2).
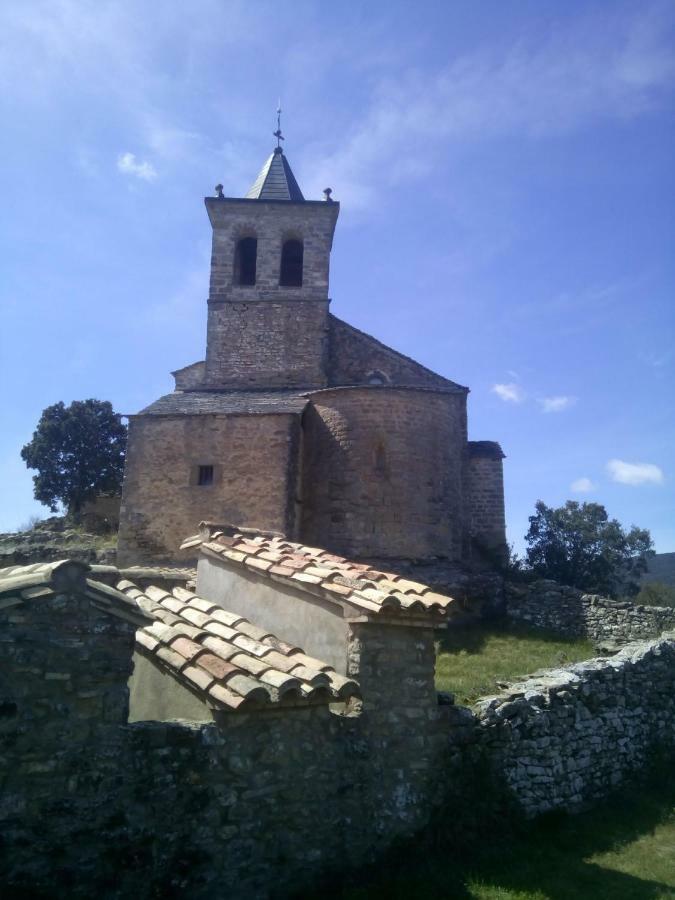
(196, 556, 350, 673)
(117, 413, 300, 565)
(300, 387, 468, 559)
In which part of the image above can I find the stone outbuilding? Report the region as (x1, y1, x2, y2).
(117, 138, 506, 567)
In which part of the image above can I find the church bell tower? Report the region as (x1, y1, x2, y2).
(203, 119, 340, 389)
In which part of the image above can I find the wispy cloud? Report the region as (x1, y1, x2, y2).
(607, 459, 664, 486)
(539, 395, 576, 413)
(117, 152, 157, 181)
(492, 383, 525, 404)
(571, 477, 595, 493)
(307, 6, 675, 206)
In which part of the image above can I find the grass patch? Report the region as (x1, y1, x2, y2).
(308, 759, 675, 900)
(435, 621, 596, 705)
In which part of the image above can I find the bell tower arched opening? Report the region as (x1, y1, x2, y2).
(234, 236, 257, 286)
(280, 239, 303, 287)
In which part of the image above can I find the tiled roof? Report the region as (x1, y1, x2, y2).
(117, 580, 359, 711)
(0, 560, 150, 626)
(90, 564, 196, 589)
(182, 525, 454, 622)
(0, 559, 358, 712)
(245, 147, 305, 201)
(136, 390, 309, 416)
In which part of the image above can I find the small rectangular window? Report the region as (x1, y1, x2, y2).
(197, 465, 214, 486)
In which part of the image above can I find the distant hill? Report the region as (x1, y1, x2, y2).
(642, 552, 675, 588)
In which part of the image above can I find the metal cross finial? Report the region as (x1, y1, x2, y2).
(273, 102, 284, 148)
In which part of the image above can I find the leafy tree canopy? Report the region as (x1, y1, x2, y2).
(21, 399, 127, 518)
(525, 500, 653, 598)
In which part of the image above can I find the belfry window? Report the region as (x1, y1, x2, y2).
(279, 239, 303, 287)
(234, 237, 257, 286)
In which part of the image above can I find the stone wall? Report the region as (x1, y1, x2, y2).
(204, 197, 338, 389)
(0, 584, 139, 891)
(464, 442, 506, 561)
(205, 299, 329, 388)
(472, 636, 675, 816)
(80, 494, 121, 533)
(300, 386, 468, 559)
(117, 413, 300, 565)
(507, 580, 675, 645)
(0, 597, 447, 899)
(3, 576, 675, 896)
(327, 315, 457, 388)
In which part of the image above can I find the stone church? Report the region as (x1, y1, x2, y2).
(117, 139, 506, 567)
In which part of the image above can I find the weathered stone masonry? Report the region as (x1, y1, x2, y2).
(0, 558, 448, 898)
(507, 579, 675, 645)
(471, 637, 675, 816)
(3, 545, 675, 897)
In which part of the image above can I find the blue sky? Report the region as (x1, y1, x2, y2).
(1, 0, 673, 555)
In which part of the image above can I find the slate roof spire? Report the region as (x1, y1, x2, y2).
(246, 105, 305, 201)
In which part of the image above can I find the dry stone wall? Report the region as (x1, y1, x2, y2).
(507, 580, 675, 645)
(3, 578, 675, 896)
(0, 598, 447, 899)
(471, 636, 675, 816)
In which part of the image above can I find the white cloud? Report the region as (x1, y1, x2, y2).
(117, 152, 157, 182)
(539, 395, 576, 413)
(571, 477, 595, 493)
(607, 459, 664, 486)
(492, 383, 524, 404)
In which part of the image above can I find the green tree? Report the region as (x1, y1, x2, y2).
(634, 582, 675, 609)
(525, 500, 653, 597)
(21, 400, 127, 518)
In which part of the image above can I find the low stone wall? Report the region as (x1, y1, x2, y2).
(506, 580, 675, 645)
(471, 635, 675, 816)
(3, 573, 675, 896)
(0, 594, 447, 899)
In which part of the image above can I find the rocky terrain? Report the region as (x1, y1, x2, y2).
(0, 517, 117, 567)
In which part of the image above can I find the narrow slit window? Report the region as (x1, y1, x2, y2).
(279, 239, 303, 287)
(234, 237, 257, 286)
(197, 465, 214, 486)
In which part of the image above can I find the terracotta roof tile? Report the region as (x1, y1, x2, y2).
(0, 561, 361, 715)
(186, 525, 455, 622)
(192, 653, 237, 681)
(0, 561, 150, 627)
(114, 579, 361, 713)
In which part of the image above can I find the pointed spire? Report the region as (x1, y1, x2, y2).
(245, 105, 305, 201)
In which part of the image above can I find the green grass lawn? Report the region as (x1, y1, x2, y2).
(310, 762, 675, 900)
(435, 622, 596, 705)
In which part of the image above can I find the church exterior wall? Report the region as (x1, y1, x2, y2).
(205, 299, 329, 388)
(117, 413, 301, 565)
(327, 315, 459, 388)
(204, 198, 338, 388)
(300, 387, 468, 560)
(464, 443, 506, 561)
